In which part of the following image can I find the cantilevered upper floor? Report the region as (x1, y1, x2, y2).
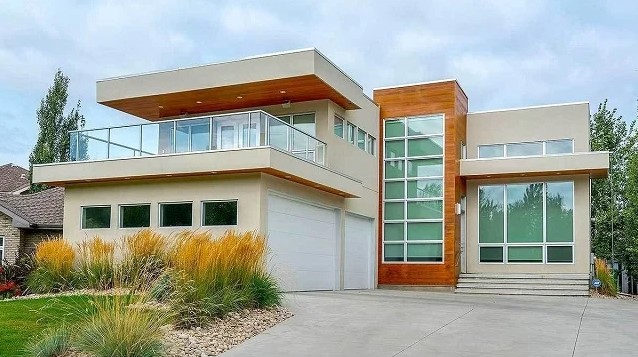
(33, 49, 380, 198)
(460, 102, 609, 179)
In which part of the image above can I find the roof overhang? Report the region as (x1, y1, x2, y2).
(97, 49, 366, 120)
(460, 151, 610, 179)
(0, 204, 30, 228)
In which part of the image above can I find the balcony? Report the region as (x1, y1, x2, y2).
(69, 110, 326, 165)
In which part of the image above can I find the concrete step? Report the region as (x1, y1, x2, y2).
(459, 273, 589, 280)
(455, 287, 590, 296)
(456, 283, 589, 290)
(457, 278, 589, 285)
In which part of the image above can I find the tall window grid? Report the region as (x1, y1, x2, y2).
(383, 114, 445, 263)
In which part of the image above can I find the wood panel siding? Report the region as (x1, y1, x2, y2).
(374, 81, 468, 286)
(101, 75, 359, 120)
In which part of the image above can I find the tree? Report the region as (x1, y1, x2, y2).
(620, 152, 638, 277)
(28, 69, 85, 192)
(590, 100, 637, 272)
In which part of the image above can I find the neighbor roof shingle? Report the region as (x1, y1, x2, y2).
(0, 163, 30, 192)
(0, 187, 64, 228)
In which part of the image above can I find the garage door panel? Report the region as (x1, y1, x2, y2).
(344, 215, 373, 290)
(267, 232, 335, 255)
(268, 198, 336, 224)
(268, 212, 335, 240)
(267, 194, 337, 292)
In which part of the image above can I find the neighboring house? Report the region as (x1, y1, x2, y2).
(32, 49, 609, 294)
(0, 164, 64, 262)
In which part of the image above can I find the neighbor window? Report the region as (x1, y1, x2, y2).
(334, 115, 344, 138)
(383, 114, 444, 263)
(82, 206, 111, 229)
(357, 128, 367, 150)
(202, 200, 238, 226)
(159, 202, 192, 227)
(478, 181, 574, 263)
(119, 204, 151, 228)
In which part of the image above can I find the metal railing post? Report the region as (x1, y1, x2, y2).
(106, 128, 111, 159)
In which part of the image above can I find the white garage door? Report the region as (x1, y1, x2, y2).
(267, 194, 338, 291)
(344, 214, 374, 289)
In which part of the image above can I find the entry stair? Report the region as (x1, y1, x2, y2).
(455, 273, 590, 296)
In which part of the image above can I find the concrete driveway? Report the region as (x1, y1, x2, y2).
(222, 290, 637, 357)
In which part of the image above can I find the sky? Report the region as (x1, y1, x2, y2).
(0, 0, 636, 167)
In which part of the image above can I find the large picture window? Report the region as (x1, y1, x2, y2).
(383, 114, 444, 263)
(81, 206, 111, 229)
(478, 181, 574, 264)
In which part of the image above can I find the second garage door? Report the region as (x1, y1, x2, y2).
(267, 194, 338, 291)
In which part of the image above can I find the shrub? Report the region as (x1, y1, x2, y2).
(595, 258, 617, 296)
(76, 237, 115, 290)
(168, 230, 280, 327)
(121, 229, 168, 287)
(25, 325, 71, 357)
(1, 249, 35, 296)
(73, 291, 172, 357)
(28, 238, 76, 293)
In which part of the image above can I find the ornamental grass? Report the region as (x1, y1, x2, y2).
(28, 238, 76, 293)
(121, 229, 169, 287)
(76, 236, 116, 290)
(594, 257, 617, 296)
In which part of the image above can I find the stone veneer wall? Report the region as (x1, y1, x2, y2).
(0, 211, 21, 263)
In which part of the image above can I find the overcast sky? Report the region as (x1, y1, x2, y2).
(1, 0, 636, 167)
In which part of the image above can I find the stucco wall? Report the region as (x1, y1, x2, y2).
(62, 174, 263, 244)
(465, 174, 591, 274)
(466, 102, 591, 159)
(0, 211, 20, 263)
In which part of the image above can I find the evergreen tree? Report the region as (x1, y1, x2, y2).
(28, 69, 85, 192)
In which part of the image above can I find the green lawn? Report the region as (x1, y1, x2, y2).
(0, 295, 95, 356)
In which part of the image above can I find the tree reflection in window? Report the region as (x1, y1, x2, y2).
(507, 183, 543, 243)
(479, 186, 504, 243)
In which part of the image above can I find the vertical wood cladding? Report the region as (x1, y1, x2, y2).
(374, 81, 468, 286)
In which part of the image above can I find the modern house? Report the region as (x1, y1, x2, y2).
(32, 49, 609, 294)
(0, 164, 64, 262)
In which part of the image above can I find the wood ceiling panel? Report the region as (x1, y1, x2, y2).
(101, 75, 359, 120)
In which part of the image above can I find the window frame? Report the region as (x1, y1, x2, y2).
(0, 236, 4, 262)
(346, 122, 356, 145)
(118, 203, 151, 229)
(158, 201, 193, 228)
(477, 138, 575, 159)
(477, 181, 575, 265)
(367, 134, 376, 156)
(357, 127, 367, 151)
(81, 205, 112, 230)
(201, 199, 239, 227)
(382, 114, 445, 264)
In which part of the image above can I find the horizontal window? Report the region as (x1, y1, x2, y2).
(159, 202, 192, 227)
(407, 243, 442, 262)
(407, 158, 443, 177)
(407, 115, 443, 136)
(119, 204, 150, 228)
(407, 222, 442, 241)
(407, 137, 443, 157)
(507, 246, 543, 263)
(384, 243, 404, 262)
(82, 206, 111, 229)
(480, 246, 503, 263)
(407, 179, 443, 199)
(202, 200, 238, 226)
(478, 144, 504, 159)
(545, 139, 573, 155)
(547, 246, 573, 263)
(478, 139, 574, 159)
(407, 201, 443, 220)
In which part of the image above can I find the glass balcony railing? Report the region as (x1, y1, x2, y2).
(69, 110, 326, 165)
